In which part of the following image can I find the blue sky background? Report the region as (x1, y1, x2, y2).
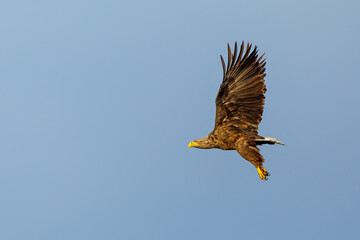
(1, 0, 359, 239)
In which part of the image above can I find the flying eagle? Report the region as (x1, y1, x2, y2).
(188, 42, 284, 180)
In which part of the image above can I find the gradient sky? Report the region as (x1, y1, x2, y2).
(1, 0, 360, 239)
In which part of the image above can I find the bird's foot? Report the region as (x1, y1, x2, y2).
(257, 167, 270, 180)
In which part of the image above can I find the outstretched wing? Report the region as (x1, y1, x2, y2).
(214, 42, 267, 135)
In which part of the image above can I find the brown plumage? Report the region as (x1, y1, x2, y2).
(188, 42, 284, 180)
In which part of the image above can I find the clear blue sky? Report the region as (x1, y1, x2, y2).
(1, 0, 359, 239)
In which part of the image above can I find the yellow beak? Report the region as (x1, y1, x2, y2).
(188, 141, 198, 148)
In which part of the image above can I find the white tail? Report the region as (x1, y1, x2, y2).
(254, 137, 285, 146)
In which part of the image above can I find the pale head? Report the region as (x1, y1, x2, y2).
(188, 137, 217, 149)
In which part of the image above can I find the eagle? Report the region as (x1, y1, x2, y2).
(188, 42, 284, 180)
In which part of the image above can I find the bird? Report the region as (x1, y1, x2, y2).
(188, 41, 284, 180)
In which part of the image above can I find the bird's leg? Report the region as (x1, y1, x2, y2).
(257, 167, 270, 180)
(235, 137, 270, 180)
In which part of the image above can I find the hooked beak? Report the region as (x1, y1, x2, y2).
(188, 141, 198, 148)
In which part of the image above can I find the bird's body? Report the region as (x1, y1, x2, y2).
(188, 42, 284, 180)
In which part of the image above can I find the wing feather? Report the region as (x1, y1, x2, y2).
(227, 43, 232, 73)
(220, 55, 226, 79)
(214, 42, 267, 135)
(230, 42, 238, 69)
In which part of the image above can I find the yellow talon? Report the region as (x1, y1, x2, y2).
(257, 167, 270, 180)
